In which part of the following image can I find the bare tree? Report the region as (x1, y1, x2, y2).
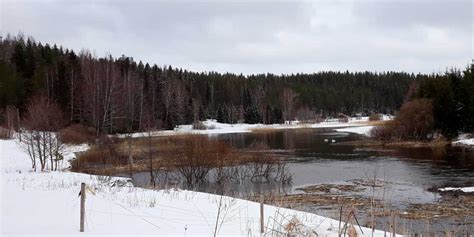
(143, 114, 157, 187)
(254, 85, 267, 124)
(80, 52, 122, 136)
(192, 98, 201, 122)
(2, 106, 18, 138)
(162, 79, 187, 127)
(19, 94, 65, 171)
(280, 88, 297, 123)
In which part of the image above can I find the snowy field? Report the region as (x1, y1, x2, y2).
(1, 137, 400, 236)
(117, 117, 378, 138)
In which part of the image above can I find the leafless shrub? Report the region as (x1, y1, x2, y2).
(370, 122, 397, 142)
(19, 95, 66, 171)
(173, 136, 232, 188)
(0, 126, 13, 139)
(246, 142, 292, 185)
(0, 106, 19, 139)
(58, 124, 96, 144)
(369, 113, 382, 121)
(192, 121, 207, 130)
(274, 162, 292, 184)
(296, 106, 318, 122)
(371, 99, 435, 141)
(71, 133, 123, 172)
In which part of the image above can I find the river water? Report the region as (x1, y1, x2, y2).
(128, 127, 474, 235)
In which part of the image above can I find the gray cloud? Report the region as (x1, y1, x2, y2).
(1, 0, 472, 74)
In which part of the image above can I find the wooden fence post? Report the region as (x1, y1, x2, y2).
(80, 183, 86, 232)
(338, 206, 343, 237)
(390, 210, 396, 237)
(260, 194, 264, 234)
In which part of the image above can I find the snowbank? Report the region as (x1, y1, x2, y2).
(334, 126, 374, 136)
(117, 118, 373, 138)
(453, 134, 474, 146)
(438, 187, 474, 193)
(1, 138, 397, 236)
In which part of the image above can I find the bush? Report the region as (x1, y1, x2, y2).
(71, 144, 127, 171)
(0, 126, 13, 139)
(370, 99, 435, 141)
(173, 136, 232, 188)
(369, 113, 382, 121)
(58, 124, 96, 144)
(370, 121, 398, 141)
(192, 121, 207, 130)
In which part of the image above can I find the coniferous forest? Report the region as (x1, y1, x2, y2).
(0, 35, 469, 135)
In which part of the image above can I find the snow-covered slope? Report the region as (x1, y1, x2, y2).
(334, 126, 373, 136)
(1, 138, 398, 236)
(118, 118, 373, 138)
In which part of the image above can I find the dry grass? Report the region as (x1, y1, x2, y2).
(71, 134, 282, 175)
(252, 193, 382, 211)
(403, 194, 474, 220)
(296, 184, 365, 193)
(369, 113, 383, 121)
(58, 124, 96, 144)
(365, 120, 390, 126)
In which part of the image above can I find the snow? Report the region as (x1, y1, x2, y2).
(117, 117, 373, 138)
(334, 126, 374, 136)
(438, 187, 474, 193)
(453, 134, 474, 146)
(1, 137, 398, 236)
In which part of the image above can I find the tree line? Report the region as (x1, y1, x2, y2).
(371, 65, 474, 141)
(0, 34, 438, 134)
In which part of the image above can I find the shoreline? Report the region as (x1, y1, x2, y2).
(114, 117, 380, 138)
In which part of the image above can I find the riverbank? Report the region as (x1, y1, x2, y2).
(115, 117, 381, 138)
(1, 137, 396, 236)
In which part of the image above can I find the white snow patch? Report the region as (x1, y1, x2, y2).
(453, 134, 474, 146)
(116, 117, 374, 138)
(438, 187, 474, 193)
(334, 126, 374, 136)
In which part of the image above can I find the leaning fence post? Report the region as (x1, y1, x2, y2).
(260, 194, 264, 234)
(80, 182, 86, 232)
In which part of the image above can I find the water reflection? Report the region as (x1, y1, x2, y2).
(130, 128, 473, 207)
(126, 128, 474, 235)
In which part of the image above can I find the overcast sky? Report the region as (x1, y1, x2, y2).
(1, 0, 472, 74)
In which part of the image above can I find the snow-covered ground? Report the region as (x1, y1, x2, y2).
(438, 187, 474, 193)
(334, 126, 374, 136)
(453, 134, 474, 146)
(1, 138, 398, 236)
(118, 117, 376, 138)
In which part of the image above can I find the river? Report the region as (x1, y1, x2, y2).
(128, 127, 474, 235)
